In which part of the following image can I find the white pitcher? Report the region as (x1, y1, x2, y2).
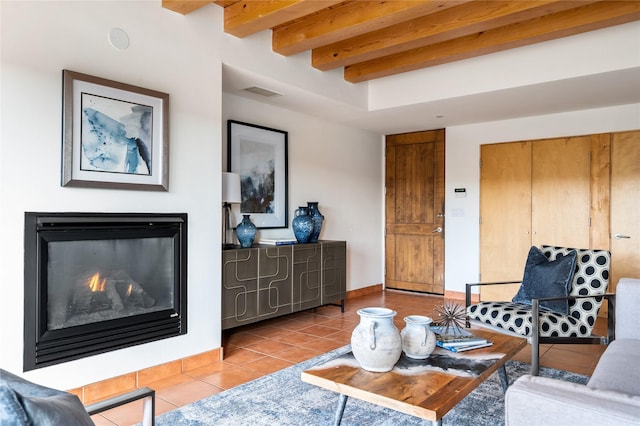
(400, 315, 436, 359)
(351, 307, 402, 372)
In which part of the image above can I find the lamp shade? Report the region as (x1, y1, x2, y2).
(222, 172, 241, 204)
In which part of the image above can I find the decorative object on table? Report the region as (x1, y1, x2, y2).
(222, 172, 241, 249)
(61, 70, 169, 191)
(292, 206, 314, 243)
(400, 315, 437, 359)
(306, 202, 324, 243)
(433, 301, 467, 335)
(236, 214, 257, 248)
(259, 238, 297, 246)
(228, 120, 288, 228)
(351, 307, 402, 372)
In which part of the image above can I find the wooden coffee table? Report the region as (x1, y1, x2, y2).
(301, 328, 527, 425)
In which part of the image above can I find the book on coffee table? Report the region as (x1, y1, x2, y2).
(436, 340, 493, 352)
(431, 325, 490, 350)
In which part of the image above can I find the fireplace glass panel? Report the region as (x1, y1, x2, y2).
(47, 237, 175, 330)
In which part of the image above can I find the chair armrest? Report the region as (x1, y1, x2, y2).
(465, 281, 522, 308)
(505, 375, 640, 426)
(531, 293, 615, 342)
(85, 387, 155, 426)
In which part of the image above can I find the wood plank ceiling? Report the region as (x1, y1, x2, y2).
(163, 0, 640, 83)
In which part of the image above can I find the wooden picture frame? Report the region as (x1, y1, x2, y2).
(228, 120, 288, 228)
(62, 70, 169, 191)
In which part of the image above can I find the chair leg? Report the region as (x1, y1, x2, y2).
(531, 299, 540, 376)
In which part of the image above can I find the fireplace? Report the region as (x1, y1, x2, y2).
(24, 212, 187, 371)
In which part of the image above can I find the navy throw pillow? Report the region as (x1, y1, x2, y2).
(512, 246, 577, 315)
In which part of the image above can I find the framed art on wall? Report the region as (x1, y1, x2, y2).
(228, 120, 288, 228)
(61, 69, 169, 191)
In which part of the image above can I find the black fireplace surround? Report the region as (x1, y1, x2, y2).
(24, 212, 187, 371)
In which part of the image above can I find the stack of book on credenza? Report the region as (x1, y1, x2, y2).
(259, 238, 297, 246)
(431, 325, 493, 353)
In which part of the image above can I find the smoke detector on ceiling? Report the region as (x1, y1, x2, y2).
(243, 86, 284, 97)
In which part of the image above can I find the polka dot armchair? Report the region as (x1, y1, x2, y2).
(466, 245, 614, 376)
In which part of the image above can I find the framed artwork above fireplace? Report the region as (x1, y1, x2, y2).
(61, 70, 170, 191)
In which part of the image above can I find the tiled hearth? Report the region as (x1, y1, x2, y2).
(81, 289, 607, 425)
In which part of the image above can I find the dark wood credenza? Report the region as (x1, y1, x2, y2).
(222, 241, 346, 330)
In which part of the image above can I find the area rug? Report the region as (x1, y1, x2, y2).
(154, 345, 588, 425)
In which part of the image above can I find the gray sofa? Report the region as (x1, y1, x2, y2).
(505, 277, 640, 425)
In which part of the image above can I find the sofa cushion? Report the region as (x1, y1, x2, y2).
(512, 246, 577, 315)
(467, 301, 591, 337)
(588, 339, 640, 396)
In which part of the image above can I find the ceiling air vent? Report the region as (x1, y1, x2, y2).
(243, 86, 283, 97)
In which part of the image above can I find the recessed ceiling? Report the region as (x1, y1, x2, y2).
(164, 0, 640, 83)
(164, 1, 640, 133)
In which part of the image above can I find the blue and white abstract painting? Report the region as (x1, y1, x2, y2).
(81, 93, 152, 175)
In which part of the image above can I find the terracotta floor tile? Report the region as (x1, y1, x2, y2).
(244, 339, 295, 355)
(91, 414, 116, 426)
(142, 373, 193, 392)
(157, 380, 224, 407)
(243, 356, 294, 375)
(274, 346, 323, 363)
(198, 366, 262, 390)
(221, 348, 266, 366)
(184, 361, 228, 378)
(271, 330, 318, 345)
(298, 324, 342, 337)
(99, 397, 176, 425)
(299, 337, 344, 353)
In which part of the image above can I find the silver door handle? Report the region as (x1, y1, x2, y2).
(432, 227, 443, 233)
(614, 233, 631, 239)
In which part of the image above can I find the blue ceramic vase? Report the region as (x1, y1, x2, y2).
(292, 207, 314, 244)
(307, 202, 324, 243)
(236, 214, 256, 248)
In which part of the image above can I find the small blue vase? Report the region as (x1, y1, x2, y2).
(292, 207, 314, 244)
(307, 202, 324, 243)
(236, 214, 256, 248)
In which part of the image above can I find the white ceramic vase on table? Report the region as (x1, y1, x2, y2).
(400, 315, 437, 359)
(351, 307, 402, 372)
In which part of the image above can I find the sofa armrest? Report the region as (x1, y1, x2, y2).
(505, 375, 640, 426)
(616, 278, 640, 340)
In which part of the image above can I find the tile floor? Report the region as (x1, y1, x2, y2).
(92, 289, 607, 425)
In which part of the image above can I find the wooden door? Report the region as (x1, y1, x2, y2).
(479, 142, 532, 300)
(610, 131, 640, 294)
(531, 136, 591, 248)
(385, 130, 445, 294)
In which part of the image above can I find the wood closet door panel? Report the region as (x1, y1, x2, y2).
(385, 130, 445, 294)
(532, 136, 591, 248)
(610, 131, 640, 294)
(480, 141, 532, 300)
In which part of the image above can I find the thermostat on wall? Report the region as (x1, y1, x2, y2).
(454, 188, 466, 198)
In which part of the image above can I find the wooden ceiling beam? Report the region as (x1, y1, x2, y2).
(313, 0, 597, 71)
(344, 1, 640, 83)
(272, 0, 470, 57)
(162, 0, 213, 15)
(224, 0, 344, 38)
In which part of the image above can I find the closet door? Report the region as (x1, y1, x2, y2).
(479, 142, 532, 300)
(531, 136, 591, 248)
(610, 131, 640, 294)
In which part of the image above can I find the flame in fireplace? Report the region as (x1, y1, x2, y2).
(87, 273, 106, 292)
(126, 283, 133, 297)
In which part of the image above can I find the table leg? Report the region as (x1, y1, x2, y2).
(498, 364, 509, 392)
(334, 394, 348, 426)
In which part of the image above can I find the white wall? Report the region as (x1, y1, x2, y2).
(0, 0, 383, 390)
(222, 93, 384, 291)
(445, 104, 640, 294)
(1, 1, 224, 388)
